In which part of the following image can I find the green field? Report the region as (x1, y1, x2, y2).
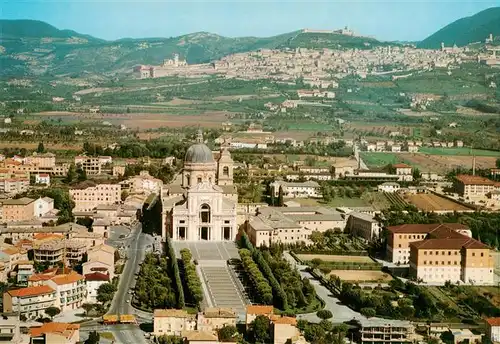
(360, 152, 411, 168)
(419, 147, 500, 157)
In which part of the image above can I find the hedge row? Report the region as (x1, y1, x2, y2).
(240, 233, 288, 310)
(293, 249, 369, 256)
(239, 248, 273, 305)
(166, 236, 185, 308)
(179, 249, 203, 307)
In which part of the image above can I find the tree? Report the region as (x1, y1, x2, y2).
(76, 217, 93, 230)
(317, 309, 333, 320)
(81, 303, 94, 317)
(77, 166, 87, 182)
(278, 186, 284, 206)
(85, 331, 100, 344)
(45, 306, 61, 319)
(251, 315, 271, 343)
(96, 283, 117, 304)
(65, 163, 76, 183)
(309, 231, 324, 246)
(121, 190, 129, 202)
(360, 307, 376, 317)
(217, 325, 239, 342)
(496, 158, 500, 169)
(37, 142, 45, 153)
(412, 167, 422, 181)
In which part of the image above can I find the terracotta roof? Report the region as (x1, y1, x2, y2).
(455, 174, 495, 185)
(50, 272, 84, 285)
(84, 272, 109, 282)
(393, 163, 411, 168)
(246, 305, 274, 315)
(202, 307, 236, 318)
(28, 274, 54, 282)
(7, 285, 55, 297)
(182, 330, 218, 341)
(388, 223, 468, 234)
(89, 244, 115, 255)
(486, 317, 500, 326)
(411, 238, 489, 250)
(271, 315, 297, 325)
(29, 322, 79, 339)
(154, 309, 192, 318)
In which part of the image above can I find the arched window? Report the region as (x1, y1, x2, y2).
(197, 177, 202, 184)
(200, 204, 211, 223)
(186, 174, 190, 186)
(223, 166, 229, 177)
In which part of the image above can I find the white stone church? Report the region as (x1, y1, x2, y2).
(161, 130, 238, 241)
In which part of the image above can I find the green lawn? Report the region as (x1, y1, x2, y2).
(419, 147, 500, 157)
(324, 197, 370, 207)
(360, 152, 410, 168)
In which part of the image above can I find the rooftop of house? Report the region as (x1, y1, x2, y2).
(393, 163, 411, 169)
(388, 223, 469, 234)
(154, 309, 194, 318)
(84, 272, 110, 282)
(7, 285, 55, 297)
(455, 174, 497, 186)
(201, 307, 236, 318)
(1, 197, 35, 206)
(49, 272, 84, 285)
(181, 330, 218, 341)
(246, 305, 274, 316)
(486, 317, 500, 326)
(29, 322, 79, 339)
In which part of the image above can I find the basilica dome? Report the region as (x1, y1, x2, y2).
(185, 143, 214, 163)
(184, 129, 214, 163)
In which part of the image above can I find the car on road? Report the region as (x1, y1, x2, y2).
(126, 300, 130, 303)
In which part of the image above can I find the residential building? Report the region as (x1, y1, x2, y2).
(33, 237, 87, 265)
(87, 244, 115, 268)
(486, 318, 500, 343)
(347, 212, 382, 242)
(0, 178, 29, 195)
(153, 309, 197, 336)
(182, 330, 219, 344)
(120, 170, 163, 195)
(197, 307, 237, 332)
(85, 272, 109, 303)
(82, 260, 113, 281)
(272, 316, 302, 344)
(453, 174, 499, 198)
(74, 157, 101, 175)
(3, 285, 57, 319)
(34, 174, 50, 185)
(387, 223, 471, 264)
(45, 272, 86, 311)
(25, 153, 56, 169)
(29, 322, 80, 344)
(377, 182, 400, 193)
(0, 312, 30, 343)
(69, 183, 121, 212)
(1, 198, 35, 222)
(245, 305, 274, 329)
(0, 246, 28, 277)
(270, 180, 321, 198)
(246, 207, 345, 247)
(355, 318, 416, 344)
(409, 231, 494, 284)
(17, 261, 34, 285)
(392, 163, 413, 182)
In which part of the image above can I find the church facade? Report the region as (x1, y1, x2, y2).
(161, 131, 238, 241)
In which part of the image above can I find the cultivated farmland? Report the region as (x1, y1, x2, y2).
(403, 193, 471, 212)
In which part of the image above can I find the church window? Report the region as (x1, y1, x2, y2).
(200, 204, 211, 223)
(223, 166, 229, 177)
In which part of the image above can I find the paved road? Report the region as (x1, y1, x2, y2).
(106, 224, 153, 344)
(283, 252, 366, 324)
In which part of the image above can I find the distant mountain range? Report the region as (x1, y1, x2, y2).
(1, 7, 499, 79)
(0, 20, 386, 78)
(418, 7, 500, 49)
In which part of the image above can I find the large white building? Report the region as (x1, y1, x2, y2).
(270, 180, 321, 198)
(161, 131, 238, 241)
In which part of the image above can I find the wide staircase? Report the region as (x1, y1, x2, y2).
(199, 260, 249, 317)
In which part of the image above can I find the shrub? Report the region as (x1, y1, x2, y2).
(316, 309, 333, 320)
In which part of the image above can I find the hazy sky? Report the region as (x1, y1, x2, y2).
(1, 0, 498, 42)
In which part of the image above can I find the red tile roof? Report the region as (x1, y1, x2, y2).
(388, 223, 469, 234)
(7, 285, 54, 297)
(85, 272, 109, 282)
(393, 163, 411, 168)
(29, 322, 80, 339)
(486, 317, 500, 326)
(411, 237, 489, 250)
(455, 174, 495, 185)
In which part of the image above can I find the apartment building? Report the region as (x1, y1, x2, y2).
(85, 272, 109, 303)
(0, 177, 29, 195)
(347, 211, 382, 242)
(270, 180, 321, 198)
(197, 307, 237, 332)
(0, 312, 29, 343)
(45, 272, 86, 311)
(33, 238, 87, 265)
(75, 156, 101, 175)
(120, 170, 163, 195)
(69, 183, 121, 212)
(25, 152, 56, 169)
(3, 285, 56, 319)
(153, 309, 197, 336)
(387, 223, 471, 264)
(454, 174, 499, 198)
(486, 318, 500, 343)
(1, 197, 35, 222)
(377, 182, 400, 193)
(245, 305, 274, 329)
(409, 231, 494, 285)
(29, 322, 80, 344)
(355, 318, 416, 344)
(392, 163, 413, 182)
(246, 206, 345, 247)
